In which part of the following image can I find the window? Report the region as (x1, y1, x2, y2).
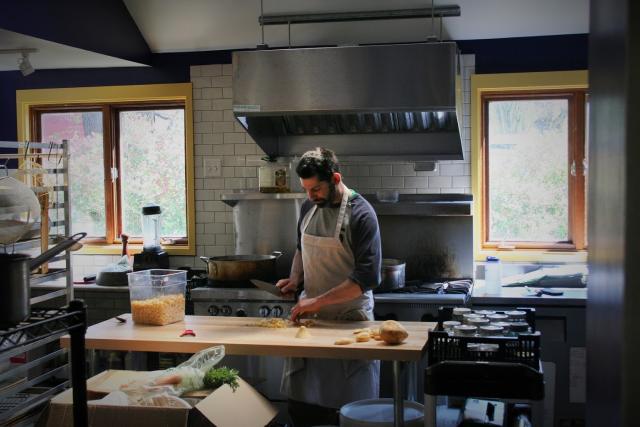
(16, 84, 195, 255)
(471, 72, 588, 261)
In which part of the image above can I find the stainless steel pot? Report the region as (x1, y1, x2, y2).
(379, 258, 406, 292)
(0, 232, 87, 328)
(199, 251, 283, 282)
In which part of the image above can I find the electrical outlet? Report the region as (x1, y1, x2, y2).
(204, 157, 221, 177)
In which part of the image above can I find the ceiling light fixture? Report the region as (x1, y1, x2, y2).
(18, 52, 34, 76)
(0, 48, 38, 76)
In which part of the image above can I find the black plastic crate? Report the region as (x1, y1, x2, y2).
(428, 307, 541, 369)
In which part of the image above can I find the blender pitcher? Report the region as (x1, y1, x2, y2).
(133, 203, 169, 270)
(142, 204, 162, 252)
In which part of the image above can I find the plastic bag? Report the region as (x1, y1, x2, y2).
(156, 345, 225, 393)
(119, 345, 226, 401)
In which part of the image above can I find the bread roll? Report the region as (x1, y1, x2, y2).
(380, 320, 409, 344)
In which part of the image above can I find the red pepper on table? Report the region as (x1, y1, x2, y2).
(180, 329, 196, 337)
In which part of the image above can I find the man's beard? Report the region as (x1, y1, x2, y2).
(313, 182, 337, 208)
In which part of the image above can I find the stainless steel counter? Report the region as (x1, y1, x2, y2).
(221, 192, 307, 207)
(31, 282, 129, 292)
(373, 293, 469, 304)
(471, 280, 587, 307)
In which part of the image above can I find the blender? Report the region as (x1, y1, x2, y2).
(133, 203, 170, 270)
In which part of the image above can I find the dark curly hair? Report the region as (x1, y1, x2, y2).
(295, 147, 340, 182)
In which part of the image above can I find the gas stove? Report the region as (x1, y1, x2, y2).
(373, 278, 474, 322)
(190, 286, 295, 318)
(182, 268, 294, 317)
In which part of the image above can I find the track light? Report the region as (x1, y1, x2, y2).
(18, 52, 34, 76)
(0, 48, 37, 76)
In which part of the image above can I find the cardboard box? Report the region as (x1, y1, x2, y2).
(42, 370, 278, 427)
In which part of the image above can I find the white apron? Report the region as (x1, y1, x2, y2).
(281, 188, 380, 409)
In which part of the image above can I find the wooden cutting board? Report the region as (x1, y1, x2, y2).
(61, 314, 434, 362)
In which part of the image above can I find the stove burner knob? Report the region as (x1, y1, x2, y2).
(236, 308, 247, 317)
(271, 306, 283, 317)
(221, 305, 232, 316)
(258, 306, 271, 317)
(207, 305, 219, 316)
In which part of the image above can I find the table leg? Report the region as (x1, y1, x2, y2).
(424, 394, 437, 427)
(406, 361, 417, 401)
(87, 349, 97, 377)
(393, 360, 405, 427)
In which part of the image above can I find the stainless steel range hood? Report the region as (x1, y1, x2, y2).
(232, 42, 464, 161)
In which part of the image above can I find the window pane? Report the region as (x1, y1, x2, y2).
(487, 99, 569, 242)
(119, 109, 186, 237)
(40, 111, 106, 237)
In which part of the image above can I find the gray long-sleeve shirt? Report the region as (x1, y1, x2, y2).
(297, 190, 381, 292)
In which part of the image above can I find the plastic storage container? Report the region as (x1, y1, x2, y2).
(340, 399, 424, 427)
(484, 256, 502, 295)
(259, 158, 289, 193)
(127, 269, 187, 325)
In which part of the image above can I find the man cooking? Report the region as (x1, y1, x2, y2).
(276, 147, 382, 426)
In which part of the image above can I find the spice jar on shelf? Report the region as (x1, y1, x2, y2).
(259, 156, 290, 193)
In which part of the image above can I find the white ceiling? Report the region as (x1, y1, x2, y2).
(0, 0, 589, 72)
(124, 0, 590, 52)
(0, 28, 142, 72)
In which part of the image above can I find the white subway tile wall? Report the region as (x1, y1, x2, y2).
(70, 55, 474, 276)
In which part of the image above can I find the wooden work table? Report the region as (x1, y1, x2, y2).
(61, 314, 434, 361)
(61, 314, 435, 427)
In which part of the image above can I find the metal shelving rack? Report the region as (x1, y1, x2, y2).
(0, 140, 84, 425)
(0, 140, 74, 304)
(0, 301, 88, 426)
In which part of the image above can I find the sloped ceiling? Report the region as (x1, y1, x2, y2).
(124, 0, 589, 52)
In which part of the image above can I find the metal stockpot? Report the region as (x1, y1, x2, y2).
(0, 232, 86, 328)
(378, 258, 406, 292)
(199, 251, 282, 282)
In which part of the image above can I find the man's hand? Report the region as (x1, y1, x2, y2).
(275, 278, 299, 294)
(290, 297, 321, 323)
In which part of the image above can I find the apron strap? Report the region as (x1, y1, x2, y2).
(301, 186, 351, 239)
(333, 187, 350, 239)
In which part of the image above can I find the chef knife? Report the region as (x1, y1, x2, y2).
(250, 279, 291, 298)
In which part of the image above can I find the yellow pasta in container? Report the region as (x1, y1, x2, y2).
(128, 269, 187, 325)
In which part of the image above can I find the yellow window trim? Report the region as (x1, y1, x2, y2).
(471, 71, 588, 263)
(16, 83, 196, 256)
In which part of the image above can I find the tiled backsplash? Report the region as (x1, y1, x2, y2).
(71, 55, 475, 277)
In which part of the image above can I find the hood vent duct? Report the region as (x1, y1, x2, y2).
(233, 42, 464, 161)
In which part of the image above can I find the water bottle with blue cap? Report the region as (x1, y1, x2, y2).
(484, 256, 502, 295)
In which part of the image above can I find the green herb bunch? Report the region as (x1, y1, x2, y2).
(203, 366, 240, 392)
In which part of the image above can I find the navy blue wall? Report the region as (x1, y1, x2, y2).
(458, 34, 588, 73)
(0, 49, 238, 143)
(0, 34, 587, 143)
(0, 0, 152, 65)
(0, 66, 188, 143)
